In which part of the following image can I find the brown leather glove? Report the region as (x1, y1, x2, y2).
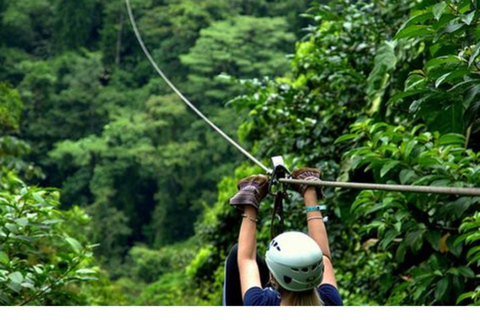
(229, 174, 269, 211)
(290, 168, 323, 198)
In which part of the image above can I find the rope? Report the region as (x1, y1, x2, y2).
(279, 178, 480, 196)
(124, 0, 271, 174)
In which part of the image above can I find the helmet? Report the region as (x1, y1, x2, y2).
(265, 231, 324, 292)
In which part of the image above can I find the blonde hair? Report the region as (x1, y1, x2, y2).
(270, 276, 324, 306)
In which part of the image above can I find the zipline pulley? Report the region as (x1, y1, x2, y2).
(267, 156, 290, 196)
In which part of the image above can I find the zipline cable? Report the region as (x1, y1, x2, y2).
(126, 0, 480, 197)
(125, 0, 271, 174)
(279, 178, 480, 196)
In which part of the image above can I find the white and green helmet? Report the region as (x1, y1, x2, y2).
(265, 231, 324, 292)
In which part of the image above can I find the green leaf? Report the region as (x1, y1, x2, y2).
(404, 140, 418, 158)
(396, 242, 407, 263)
(456, 292, 474, 304)
(395, 25, 432, 40)
(466, 233, 480, 244)
(334, 134, 358, 144)
(433, 2, 447, 20)
(435, 72, 452, 88)
(398, 12, 434, 32)
(0, 251, 9, 265)
(367, 41, 397, 99)
(75, 268, 96, 275)
(32, 192, 44, 204)
(399, 169, 418, 184)
(33, 265, 43, 274)
(21, 282, 35, 289)
(15, 217, 28, 227)
(380, 160, 400, 177)
(425, 55, 461, 69)
(405, 229, 425, 253)
(437, 133, 465, 146)
(425, 231, 442, 251)
(388, 89, 424, 105)
(434, 278, 449, 301)
(65, 237, 82, 254)
(7, 281, 22, 293)
(467, 246, 480, 259)
(447, 236, 463, 257)
(380, 230, 400, 249)
(405, 74, 426, 91)
(457, 266, 475, 278)
(468, 42, 480, 67)
(467, 252, 480, 265)
(8, 271, 24, 284)
(461, 11, 475, 25)
(445, 22, 465, 33)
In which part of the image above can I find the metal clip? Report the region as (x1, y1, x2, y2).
(268, 156, 290, 196)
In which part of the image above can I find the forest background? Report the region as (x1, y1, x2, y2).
(1, 0, 480, 306)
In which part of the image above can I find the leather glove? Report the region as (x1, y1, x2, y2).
(230, 174, 269, 211)
(290, 168, 323, 198)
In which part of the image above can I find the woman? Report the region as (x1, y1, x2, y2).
(223, 168, 342, 306)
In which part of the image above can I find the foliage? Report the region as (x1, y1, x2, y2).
(456, 212, 480, 305)
(0, 47, 106, 306)
(385, 0, 480, 140)
(5, 0, 480, 307)
(127, 240, 196, 284)
(230, 0, 414, 181)
(337, 120, 480, 305)
(0, 167, 98, 305)
(180, 15, 295, 103)
(0, 83, 22, 132)
(188, 0, 480, 306)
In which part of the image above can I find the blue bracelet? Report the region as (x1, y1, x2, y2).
(306, 205, 327, 212)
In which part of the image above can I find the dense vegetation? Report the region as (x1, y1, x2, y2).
(1, 0, 480, 306)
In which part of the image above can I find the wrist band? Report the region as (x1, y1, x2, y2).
(307, 215, 328, 223)
(242, 214, 258, 223)
(306, 205, 326, 212)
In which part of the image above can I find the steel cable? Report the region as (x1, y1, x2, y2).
(279, 178, 480, 196)
(125, 0, 271, 174)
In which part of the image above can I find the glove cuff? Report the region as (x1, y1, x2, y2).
(230, 188, 261, 211)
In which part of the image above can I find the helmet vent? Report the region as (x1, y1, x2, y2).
(270, 240, 281, 251)
(283, 275, 292, 284)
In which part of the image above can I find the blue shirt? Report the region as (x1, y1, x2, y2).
(244, 284, 343, 306)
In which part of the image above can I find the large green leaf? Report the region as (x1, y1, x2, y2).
(65, 237, 82, 254)
(8, 271, 23, 284)
(380, 160, 401, 177)
(405, 229, 425, 253)
(468, 42, 480, 67)
(395, 25, 432, 39)
(0, 251, 9, 265)
(434, 278, 449, 301)
(433, 2, 447, 21)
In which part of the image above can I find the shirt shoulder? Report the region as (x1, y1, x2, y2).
(243, 286, 281, 306)
(318, 284, 343, 306)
